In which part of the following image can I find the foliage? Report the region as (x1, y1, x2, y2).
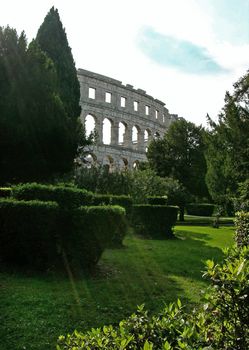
(186, 203, 215, 217)
(36, 7, 81, 121)
(92, 194, 133, 219)
(205, 70, 249, 205)
(0, 198, 59, 270)
(147, 196, 168, 205)
(132, 205, 178, 238)
(235, 179, 249, 212)
(202, 245, 249, 349)
(0, 197, 127, 270)
(0, 26, 77, 183)
(234, 211, 249, 247)
(0, 187, 11, 198)
(147, 118, 209, 198)
(75, 165, 131, 195)
(12, 182, 93, 208)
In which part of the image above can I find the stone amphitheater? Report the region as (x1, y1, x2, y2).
(78, 68, 177, 170)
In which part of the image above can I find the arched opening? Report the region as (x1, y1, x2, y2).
(103, 155, 114, 172)
(85, 114, 96, 138)
(133, 160, 140, 170)
(132, 125, 139, 144)
(144, 129, 152, 142)
(119, 157, 128, 170)
(118, 122, 126, 145)
(102, 118, 112, 145)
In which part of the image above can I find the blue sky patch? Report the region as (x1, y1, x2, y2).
(138, 27, 228, 75)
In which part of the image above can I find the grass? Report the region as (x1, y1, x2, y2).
(0, 225, 234, 350)
(179, 215, 234, 225)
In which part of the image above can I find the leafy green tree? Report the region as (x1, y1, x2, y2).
(205, 71, 249, 208)
(147, 118, 209, 198)
(0, 27, 77, 183)
(36, 7, 81, 120)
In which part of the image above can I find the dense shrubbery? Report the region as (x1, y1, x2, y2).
(57, 215, 249, 349)
(146, 196, 168, 205)
(92, 194, 133, 218)
(0, 198, 127, 270)
(0, 198, 59, 269)
(132, 205, 178, 238)
(0, 187, 11, 198)
(235, 211, 249, 247)
(12, 182, 93, 208)
(186, 203, 215, 217)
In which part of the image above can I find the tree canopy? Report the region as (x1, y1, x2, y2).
(0, 26, 77, 183)
(36, 7, 81, 120)
(147, 118, 209, 198)
(205, 70, 249, 205)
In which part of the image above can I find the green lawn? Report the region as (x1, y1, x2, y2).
(179, 215, 234, 225)
(0, 225, 234, 350)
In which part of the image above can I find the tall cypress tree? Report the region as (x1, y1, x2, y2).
(36, 7, 81, 120)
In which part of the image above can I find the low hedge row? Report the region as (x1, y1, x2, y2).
(132, 205, 178, 238)
(186, 203, 215, 217)
(0, 187, 12, 198)
(12, 183, 93, 209)
(147, 196, 168, 205)
(92, 194, 133, 217)
(0, 199, 127, 270)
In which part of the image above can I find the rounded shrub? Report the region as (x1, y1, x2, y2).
(186, 203, 215, 217)
(132, 205, 178, 238)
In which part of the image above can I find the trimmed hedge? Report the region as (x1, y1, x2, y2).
(186, 203, 215, 217)
(235, 211, 249, 247)
(132, 205, 178, 238)
(92, 194, 133, 218)
(12, 182, 93, 208)
(0, 187, 11, 198)
(0, 199, 127, 270)
(0, 198, 59, 269)
(147, 196, 168, 205)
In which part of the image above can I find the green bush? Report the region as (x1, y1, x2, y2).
(186, 203, 215, 216)
(147, 196, 168, 205)
(12, 182, 93, 208)
(0, 199, 127, 270)
(0, 187, 12, 198)
(234, 211, 249, 247)
(92, 194, 133, 218)
(0, 198, 59, 269)
(132, 205, 178, 238)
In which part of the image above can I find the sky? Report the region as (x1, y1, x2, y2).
(1, 0, 249, 126)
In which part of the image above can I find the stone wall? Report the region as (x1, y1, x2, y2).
(78, 68, 177, 169)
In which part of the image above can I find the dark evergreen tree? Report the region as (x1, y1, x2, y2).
(205, 71, 249, 208)
(0, 27, 76, 183)
(147, 118, 209, 198)
(36, 7, 81, 120)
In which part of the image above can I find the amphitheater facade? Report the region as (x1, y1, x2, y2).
(78, 68, 177, 170)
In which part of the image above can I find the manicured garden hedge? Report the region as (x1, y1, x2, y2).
(132, 205, 178, 238)
(147, 196, 168, 205)
(0, 199, 127, 270)
(12, 182, 93, 208)
(235, 211, 249, 247)
(92, 194, 133, 217)
(186, 203, 215, 217)
(0, 187, 11, 198)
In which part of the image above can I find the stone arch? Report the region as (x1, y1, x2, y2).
(132, 125, 141, 144)
(103, 154, 115, 172)
(102, 117, 113, 145)
(144, 128, 152, 142)
(133, 160, 140, 170)
(118, 121, 127, 145)
(85, 114, 96, 138)
(119, 157, 128, 170)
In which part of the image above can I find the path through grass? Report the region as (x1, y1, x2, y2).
(0, 225, 234, 350)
